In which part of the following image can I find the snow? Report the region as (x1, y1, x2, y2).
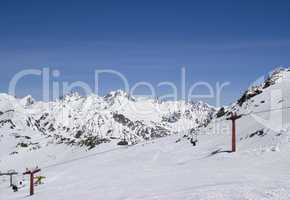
(1, 133, 290, 200)
(0, 68, 290, 199)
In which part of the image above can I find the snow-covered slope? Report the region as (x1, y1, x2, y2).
(1, 67, 290, 200)
(195, 67, 290, 154)
(1, 132, 290, 200)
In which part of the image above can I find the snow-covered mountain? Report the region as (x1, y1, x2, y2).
(0, 89, 215, 154)
(1, 67, 290, 200)
(191, 67, 290, 154)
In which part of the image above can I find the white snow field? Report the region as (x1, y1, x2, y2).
(1, 133, 290, 200)
(1, 68, 290, 199)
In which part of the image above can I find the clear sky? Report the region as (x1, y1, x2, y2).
(0, 0, 290, 105)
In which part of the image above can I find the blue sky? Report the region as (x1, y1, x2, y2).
(0, 0, 290, 105)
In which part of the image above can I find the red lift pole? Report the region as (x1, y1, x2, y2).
(226, 112, 242, 152)
(23, 167, 41, 196)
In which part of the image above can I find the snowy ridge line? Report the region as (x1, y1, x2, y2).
(0, 90, 215, 149)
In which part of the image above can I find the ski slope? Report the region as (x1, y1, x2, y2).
(1, 68, 290, 199)
(1, 133, 290, 200)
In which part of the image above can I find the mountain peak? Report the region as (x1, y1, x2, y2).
(60, 92, 83, 102)
(104, 90, 135, 102)
(19, 95, 35, 106)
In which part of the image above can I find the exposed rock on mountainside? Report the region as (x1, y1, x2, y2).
(0, 91, 214, 152)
